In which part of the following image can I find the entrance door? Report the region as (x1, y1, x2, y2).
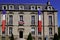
(19, 31, 23, 38)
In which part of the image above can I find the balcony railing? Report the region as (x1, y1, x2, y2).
(18, 21, 24, 26)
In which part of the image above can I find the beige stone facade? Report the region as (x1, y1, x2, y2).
(0, 2, 58, 40)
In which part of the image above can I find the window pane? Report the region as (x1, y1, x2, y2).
(9, 15, 13, 25)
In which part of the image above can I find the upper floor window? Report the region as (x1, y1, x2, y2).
(2, 5, 7, 10)
(9, 5, 14, 10)
(31, 16, 35, 25)
(37, 6, 41, 10)
(20, 15, 23, 21)
(18, 15, 24, 26)
(31, 27, 35, 35)
(47, 6, 52, 10)
(9, 15, 13, 25)
(19, 5, 24, 10)
(49, 28, 52, 35)
(49, 16, 52, 25)
(31, 6, 35, 10)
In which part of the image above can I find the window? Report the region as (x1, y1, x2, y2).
(50, 37, 53, 40)
(9, 5, 14, 10)
(9, 15, 13, 25)
(2, 5, 7, 10)
(49, 28, 52, 35)
(2, 37, 5, 40)
(2, 31, 5, 37)
(19, 5, 24, 10)
(32, 37, 35, 40)
(31, 27, 35, 35)
(38, 32, 41, 35)
(20, 15, 23, 21)
(18, 15, 24, 26)
(48, 6, 52, 10)
(38, 37, 42, 40)
(44, 37, 46, 40)
(37, 6, 41, 10)
(31, 16, 35, 25)
(49, 16, 52, 25)
(31, 6, 35, 10)
(9, 27, 12, 34)
(19, 31, 23, 38)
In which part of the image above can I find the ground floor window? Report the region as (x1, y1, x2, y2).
(50, 37, 53, 40)
(38, 37, 42, 40)
(2, 37, 5, 40)
(32, 37, 35, 40)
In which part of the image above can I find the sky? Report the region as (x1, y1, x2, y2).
(0, 0, 60, 26)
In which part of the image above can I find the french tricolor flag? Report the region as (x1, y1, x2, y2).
(2, 10, 6, 32)
(38, 10, 42, 32)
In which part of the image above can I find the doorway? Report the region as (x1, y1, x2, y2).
(19, 31, 23, 38)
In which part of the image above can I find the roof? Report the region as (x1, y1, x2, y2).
(0, 0, 47, 4)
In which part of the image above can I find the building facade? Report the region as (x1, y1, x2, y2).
(0, 1, 58, 40)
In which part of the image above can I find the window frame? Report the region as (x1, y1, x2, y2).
(31, 27, 35, 35)
(37, 6, 41, 10)
(49, 16, 52, 25)
(2, 5, 7, 10)
(19, 5, 24, 10)
(9, 15, 13, 25)
(31, 6, 35, 10)
(31, 15, 35, 25)
(49, 27, 52, 35)
(9, 27, 12, 35)
(9, 5, 14, 10)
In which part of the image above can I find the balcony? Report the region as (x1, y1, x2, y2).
(18, 21, 24, 26)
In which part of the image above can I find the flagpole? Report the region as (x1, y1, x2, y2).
(7, 12, 8, 37)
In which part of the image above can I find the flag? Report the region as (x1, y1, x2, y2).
(2, 10, 6, 32)
(38, 10, 42, 32)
